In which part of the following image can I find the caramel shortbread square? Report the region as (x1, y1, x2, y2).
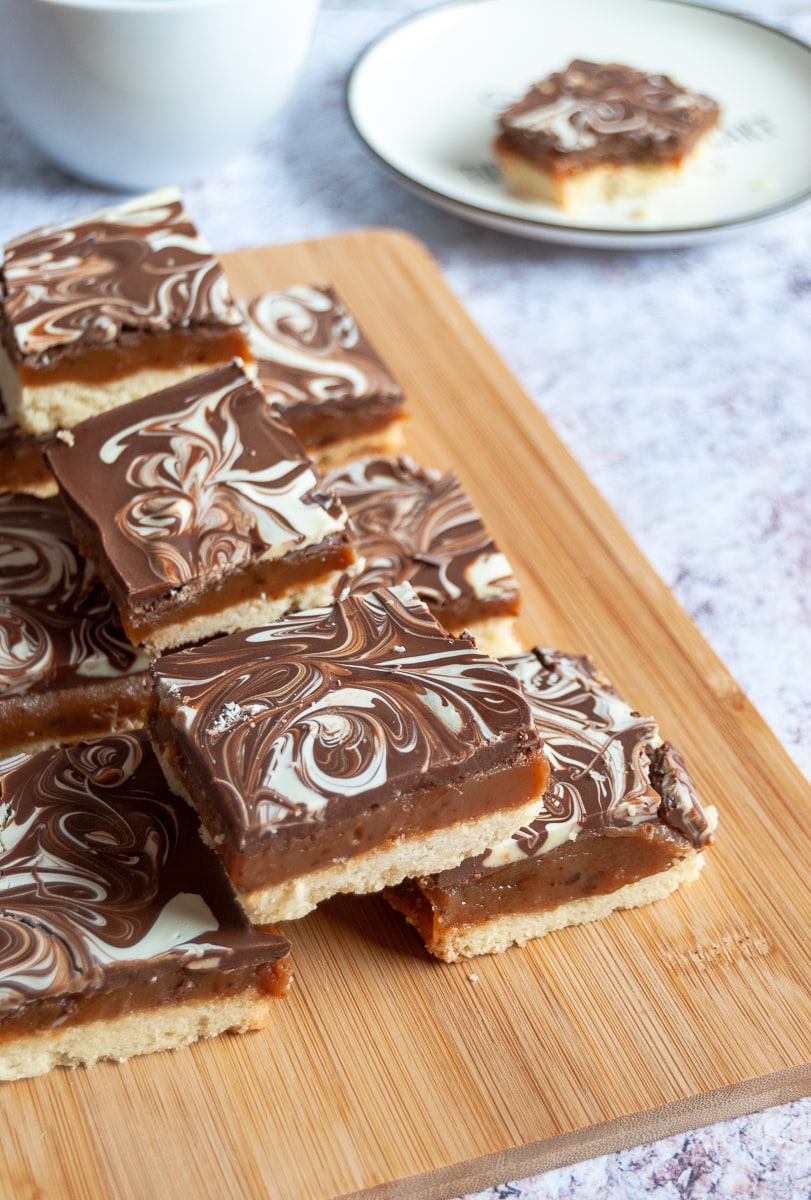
(0, 731, 292, 1082)
(324, 455, 520, 655)
(44, 361, 355, 655)
(239, 284, 405, 466)
(494, 60, 721, 210)
(0, 187, 249, 435)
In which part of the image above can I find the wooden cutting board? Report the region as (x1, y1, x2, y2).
(3, 229, 810, 1200)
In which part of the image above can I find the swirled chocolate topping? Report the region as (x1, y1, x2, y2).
(497, 60, 720, 167)
(323, 455, 519, 615)
(0, 493, 148, 699)
(0, 732, 290, 1012)
(44, 361, 350, 607)
(240, 285, 403, 423)
(150, 584, 542, 853)
(457, 649, 716, 878)
(1, 188, 243, 369)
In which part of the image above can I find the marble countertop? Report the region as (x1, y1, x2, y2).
(0, 2, 809, 1196)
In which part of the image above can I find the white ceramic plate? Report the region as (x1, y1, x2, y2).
(346, 0, 811, 248)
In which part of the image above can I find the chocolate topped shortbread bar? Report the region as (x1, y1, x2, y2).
(239, 284, 405, 465)
(0, 731, 292, 1081)
(494, 60, 720, 210)
(0, 188, 249, 436)
(386, 648, 717, 961)
(149, 584, 549, 924)
(45, 361, 355, 655)
(0, 493, 150, 756)
(324, 455, 520, 655)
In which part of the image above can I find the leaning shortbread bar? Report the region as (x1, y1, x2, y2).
(0, 393, 54, 495)
(386, 648, 717, 961)
(0, 492, 151, 756)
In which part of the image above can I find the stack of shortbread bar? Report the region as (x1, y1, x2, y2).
(0, 188, 716, 1082)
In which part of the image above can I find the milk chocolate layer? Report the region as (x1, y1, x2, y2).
(149, 585, 546, 888)
(240, 285, 404, 449)
(496, 60, 720, 174)
(0, 188, 245, 374)
(44, 361, 353, 639)
(324, 455, 520, 629)
(0, 732, 291, 1036)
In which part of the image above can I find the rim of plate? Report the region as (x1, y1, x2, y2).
(345, 0, 811, 248)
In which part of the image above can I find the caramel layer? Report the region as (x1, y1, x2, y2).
(0, 437, 53, 494)
(0, 956, 292, 1045)
(155, 735, 549, 891)
(16, 329, 249, 386)
(291, 405, 404, 451)
(115, 537, 355, 644)
(493, 130, 699, 178)
(0, 673, 152, 755)
(392, 825, 692, 943)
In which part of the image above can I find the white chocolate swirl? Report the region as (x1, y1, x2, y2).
(482, 650, 715, 868)
(241, 285, 401, 412)
(0, 732, 288, 1010)
(324, 456, 519, 607)
(0, 494, 148, 697)
(153, 584, 539, 834)
(2, 188, 242, 360)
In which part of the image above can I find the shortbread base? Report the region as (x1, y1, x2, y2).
(494, 133, 715, 212)
(392, 850, 704, 962)
(137, 565, 351, 656)
(306, 419, 406, 470)
(0, 989, 280, 1083)
(0, 352, 239, 437)
(450, 615, 521, 659)
(232, 791, 548, 924)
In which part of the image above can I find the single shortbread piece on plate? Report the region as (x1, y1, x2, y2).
(239, 284, 405, 466)
(0, 731, 292, 1082)
(0, 188, 249, 436)
(0, 493, 151, 756)
(149, 583, 549, 924)
(44, 361, 355, 655)
(493, 60, 721, 210)
(323, 455, 521, 656)
(386, 648, 717, 961)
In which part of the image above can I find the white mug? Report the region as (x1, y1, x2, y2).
(0, 0, 321, 189)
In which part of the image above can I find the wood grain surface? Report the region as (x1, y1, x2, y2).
(3, 229, 810, 1200)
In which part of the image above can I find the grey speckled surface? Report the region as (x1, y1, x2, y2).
(0, 2, 809, 1195)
